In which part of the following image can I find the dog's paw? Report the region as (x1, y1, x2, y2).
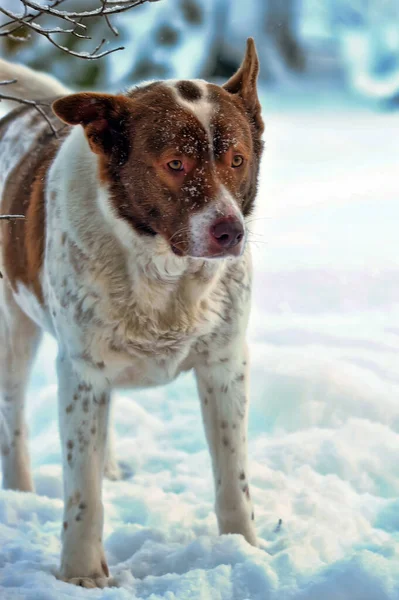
(63, 576, 117, 589)
(58, 550, 115, 589)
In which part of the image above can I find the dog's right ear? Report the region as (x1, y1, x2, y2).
(223, 38, 263, 134)
(52, 92, 130, 159)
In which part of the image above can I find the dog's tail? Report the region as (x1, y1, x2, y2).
(0, 58, 69, 110)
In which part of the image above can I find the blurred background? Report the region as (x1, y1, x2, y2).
(2, 0, 399, 106)
(1, 3, 399, 597)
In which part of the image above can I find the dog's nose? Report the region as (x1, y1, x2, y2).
(210, 217, 244, 249)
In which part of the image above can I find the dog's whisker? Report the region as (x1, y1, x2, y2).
(245, 216, 273, 224)
(168, 227, 191, 243)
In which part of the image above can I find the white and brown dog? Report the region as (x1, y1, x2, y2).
(0, 39, 264, 588)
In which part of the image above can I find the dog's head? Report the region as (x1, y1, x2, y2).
(53, 38, 264, 260)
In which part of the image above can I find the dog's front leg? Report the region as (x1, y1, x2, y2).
(195, 343, 257, 546)
(57, 352, 111, 588)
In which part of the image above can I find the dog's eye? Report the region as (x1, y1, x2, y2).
(231, 155, 244, 168)
(168, 160, 184, 172)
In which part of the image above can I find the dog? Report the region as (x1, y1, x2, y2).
(0, 38, 264, 588)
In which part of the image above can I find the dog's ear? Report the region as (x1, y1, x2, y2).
(52, 93, 130, 160)
(223, 38, 263, 134)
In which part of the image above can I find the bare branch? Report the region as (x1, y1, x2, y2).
(0, 0, 67, 30)
(21, 0, 154, 19)
(0, 83, 58, 137)
(0, 79, 17, 86)
(0, 215, 25, 220)
(0, 0, 161, 59)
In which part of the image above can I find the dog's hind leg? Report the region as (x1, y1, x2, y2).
(0, 292, 41, 492)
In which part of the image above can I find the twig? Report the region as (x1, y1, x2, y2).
(21, 0, 156, 19)
(274, 518, 283, 534)
(0, 89, 58, 137)
(0, 0, 161, 59)
(0, 79, 17, 86)
(0, 215, 24, 279)
(0, 215, 25, 219)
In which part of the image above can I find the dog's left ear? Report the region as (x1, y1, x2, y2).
(223, 38, 264, 134)
(52, 92, 129, 161)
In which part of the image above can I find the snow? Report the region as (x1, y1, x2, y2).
(1, 85, 399, 599)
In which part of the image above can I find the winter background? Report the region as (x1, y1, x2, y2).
(1, 0, 399, 598)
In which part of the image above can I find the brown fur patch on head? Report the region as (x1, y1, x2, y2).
(103, 84, 259, 252)
(53, 92, 130, 164)
(51, 53, 263, 257)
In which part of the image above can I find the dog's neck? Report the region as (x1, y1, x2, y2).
(48, 127, 228, 315)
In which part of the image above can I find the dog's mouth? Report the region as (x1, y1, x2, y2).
(170, 240, 245, 260)
(159, 215, 246, 260)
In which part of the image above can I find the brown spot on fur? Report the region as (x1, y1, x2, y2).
(220, 420, 228, 429)
(78, 382, 92, 392)
(90, 426, 97, 435)
(236, 373, 245, 382)
(94, 393, 108, 406)
(61, 232, 67, 245)
(176, 80, 202, 101)
(65, 404, 73, 414)
(222, 436, 229, 447)
(63, 521, 68, 530)
(239, 471, 245, 480)
(67, 440, 74, 450)
(82, 398, 89, 413)
(14, 429, 21, 437)
(242, 484, 250, 499)
(67, 452, 73, 463)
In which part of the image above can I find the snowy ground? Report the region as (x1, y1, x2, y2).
(1, 85, 399, 599)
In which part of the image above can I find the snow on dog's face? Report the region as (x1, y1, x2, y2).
(53, 39, 264, 260)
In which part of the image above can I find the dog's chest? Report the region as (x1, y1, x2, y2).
(79, 305, 215, 387)
(47, 263, 225, 387)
